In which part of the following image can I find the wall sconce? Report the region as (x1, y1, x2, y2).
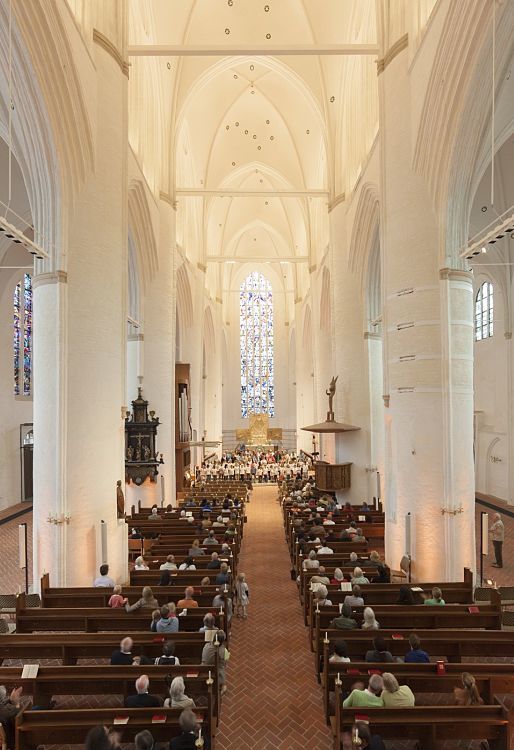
(441, 505, 464, 516)
(490, 455, 502, 463)
(47, 514, 71, 525)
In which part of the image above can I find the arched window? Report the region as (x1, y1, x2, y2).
(240, 271, 274, 418)
(14, 273, 32, 395)
(475, 281, 493, 341)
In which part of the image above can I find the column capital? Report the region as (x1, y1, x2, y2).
(32, 271, 68, 289)
(439, 268, 473, 283)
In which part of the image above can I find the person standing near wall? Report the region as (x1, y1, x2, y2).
(490, 513, 505, 568)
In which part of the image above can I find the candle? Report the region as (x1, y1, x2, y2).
(208, 671, 211, 681)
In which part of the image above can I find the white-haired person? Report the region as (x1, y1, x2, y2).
(314, 585, 332, 607)
(351, 567, 370, 585)
(0, 684, 23, 748)
(381, 672, 415, 707)
(302, 549, 320, 571)
(362, 606, 380, 630)
(490, 512, 505, 568)
(343, 674, 384, 708)
(123, 675, 161, 708)
(199, 612, 219, 633)
(164, 676, 196, 709)
(134, 556, 149, 571)
(159, 554, 177, 571)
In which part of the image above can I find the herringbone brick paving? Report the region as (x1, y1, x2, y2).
(215, 484, 332, 750)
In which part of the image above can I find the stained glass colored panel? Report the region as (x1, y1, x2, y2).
(13, 274, 32, 396)
(239, 271, 275, 418)
(13, 282, 21, 395)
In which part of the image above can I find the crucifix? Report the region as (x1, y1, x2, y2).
(133, 433, 146, 461)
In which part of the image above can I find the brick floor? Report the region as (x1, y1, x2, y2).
(216, 484, 333, 750)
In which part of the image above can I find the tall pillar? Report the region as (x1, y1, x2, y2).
(33, 36, 128, 587)
(380, 47, 475, 580)
(138, 198, 176, 507)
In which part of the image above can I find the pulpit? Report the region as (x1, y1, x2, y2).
(125, 388, 163, 485)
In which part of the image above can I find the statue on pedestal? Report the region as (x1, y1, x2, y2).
(326, 375, 338, 420)
(116, 479, 125, 519)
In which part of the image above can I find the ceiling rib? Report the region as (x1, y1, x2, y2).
(128, 44, 379, 57)
(176, 189, 328, 197)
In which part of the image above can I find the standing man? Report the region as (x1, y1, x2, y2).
(490, 513, 505, 568)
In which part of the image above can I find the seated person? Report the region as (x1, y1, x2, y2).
(362, 606, 380, 630)
(215, 563, 230, 586)
(164, 676, 196, 709)
(396, 585, 417, 605)
(159, 569, 172, 586)
(160, 555, 177, 571)
(352, 528, 367, 543)
(343, 674, 384, 707)
(365, 635, 394, 663)
(381, 672, 415, 706)
(302, 550, 320, 571)
(453, 672, 484, 706)
(351, 567, 370, 585)
(344, 585, 364, 607)
(154, 641, 180, 666)
(188, 539, 206, 557)
(135, 731, 154, 750)
(126, 586, 159, 612)
(424, 586, 445, 605)
(207, 552, 221, 569)
(329, 601, 358, 630)
(352, 722, 386, 750)
(177, 586, 199, 608)
(134, 556, 149, 571)
(203, 530, 218, 545)
(404, 633, 430, 663)
(329, 640, 350, 663)
(124, 674, 161, 707)
(147, 507, 160, 520)
(0, 685, 23, 749)
(178, 556, 197, 571)
(93, 563, 115, 588)
(199, 612, 219, 633)
(170, 708, 210, 750)
(330, 567, 346, 585)
(111, 637, 138, 665)
(317, 542, 334, 555)
(156, 604, 179, 633)
(108, 585, 127, 608)
(314, 585, 332, 607)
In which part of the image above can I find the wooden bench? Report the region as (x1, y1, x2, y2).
(0, 632, 213, 665)
(322, 659, 514, 725)
(333, 693, 512, 750)
(314, 628, 514, 674)
(16, 705, 215, 750)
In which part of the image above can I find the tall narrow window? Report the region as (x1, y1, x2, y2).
(475, 281, 493, 341)
(240, 271, 274, 418)
(14, 273, 32, 395)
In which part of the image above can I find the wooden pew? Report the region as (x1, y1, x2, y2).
(15, 596, 227, 637)
(130, 570, 234, 588)
(333, 691, 512, 750)
(16, 706, 216, 750)
(0, 632, 211, 665)
(0, 664, 218, 720)
(322, 658, 514, 725)
(304, 568, 474, 626)
(313, 628, 514, 674)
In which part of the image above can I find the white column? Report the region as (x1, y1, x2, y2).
(138, 198, 176, 506)
(32, 40, 128, 587)
(380, 47, 475, 581)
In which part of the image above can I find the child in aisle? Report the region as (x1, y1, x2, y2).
(235, 572, 250, 619)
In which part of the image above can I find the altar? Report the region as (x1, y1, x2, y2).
(236, 414, 282, 447)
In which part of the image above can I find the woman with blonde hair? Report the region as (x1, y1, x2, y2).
(126, 586, 159, 612)
(381, 672, 415, 707)
(362, 606, 380, 630)
(454, 673, 484, 706)
(134, 556, 149, 571)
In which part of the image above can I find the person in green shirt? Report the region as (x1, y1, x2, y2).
(329, 602, 358, 630)
(381, 672, 415, 707)
(343, 674, 384, 708)
(423, 586, 445, 605)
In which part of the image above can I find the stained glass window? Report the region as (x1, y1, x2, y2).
(14, 273, 32, 395)
(240, 271, 274, 418)
(475, 281, 493, 341)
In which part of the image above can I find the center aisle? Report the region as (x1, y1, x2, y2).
(216, 484, 332, 750)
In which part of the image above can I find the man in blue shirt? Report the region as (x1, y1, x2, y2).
(404, 633, 430, 663)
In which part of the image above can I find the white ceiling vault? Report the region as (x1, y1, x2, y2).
(128, 0, 379, 302)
